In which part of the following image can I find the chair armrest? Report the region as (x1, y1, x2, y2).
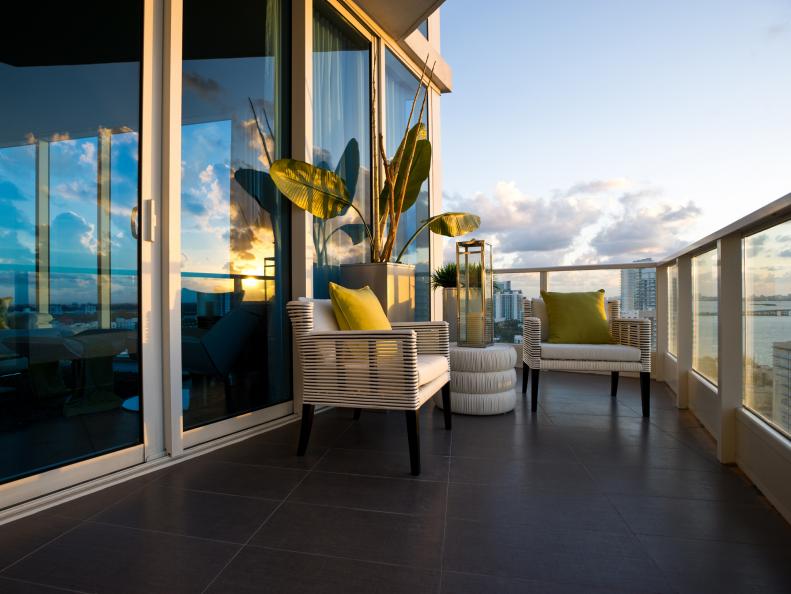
(299, 330, 420, 404)
(611, 318, 652, 372)
(391, 321, 449, 358)
(522, 316, 542, 367)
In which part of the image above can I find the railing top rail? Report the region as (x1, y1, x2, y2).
(495, 262, 655, 274)
(658, 192, 791, 264)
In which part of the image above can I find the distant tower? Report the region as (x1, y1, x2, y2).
(772, 342, 791, 434)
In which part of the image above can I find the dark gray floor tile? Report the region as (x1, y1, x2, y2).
(205, 440, 327, 470)
(206, 546, 440, 594)
(0, 577, 81, 593)
(447, 483, 630, 533)
(40, 474, 158, 521)
(159, 458, 306, 500)
(572, 443, 722, 471)
(332, 416, 453, 455)
(0, 514, 79, 571)
(289, 472, 446, 516)
(639, 534, 791, 594)
(442, 571, 657, 594)
(93, 481, 279, 543)
(587, 464, 760, 502)
(246, 415, 353, 449)
(443, 518, 673, 592)
(251, 501, 443, 568)
(449, 457, 598, 493)
(315, 447, 449, 481)
(610, 494, 791, 545)
(2, 522, 239, 594)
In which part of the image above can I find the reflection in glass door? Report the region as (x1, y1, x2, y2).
(0, 3, 143, 483)
(181, 0, 290, 430)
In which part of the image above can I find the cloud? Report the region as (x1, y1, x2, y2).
(746, 233, 769, 257)
(590, 195, 701, 260)
(560, 178, 630, 197)
(183, 71, 222, 101)
(778, 249, 791, 258)
(50, 211, 97, 267)
(0, 230, 34, 265)
(0, 179, 28, 202)
(79, 142, 96, 167)
(766, 22, 790, 39)
(443, 181, 602, 265)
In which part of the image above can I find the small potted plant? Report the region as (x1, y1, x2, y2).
(432, 262, 459, 341)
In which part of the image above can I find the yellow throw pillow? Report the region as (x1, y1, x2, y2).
(541, 289, 614, 344)
(0, 297, 11, 330)
(328, 283, 391, 331)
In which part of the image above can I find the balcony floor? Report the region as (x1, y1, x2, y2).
(1, 371, 790, 593)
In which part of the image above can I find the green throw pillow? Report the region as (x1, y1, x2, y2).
(541, 290, 614, 344)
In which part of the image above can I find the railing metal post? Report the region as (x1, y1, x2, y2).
(676, 255, 693, 409)
(718, 233, 743, 463)
(539, 271, 548, 293)
(655, 265, 668, 382)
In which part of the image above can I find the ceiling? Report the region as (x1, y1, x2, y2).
(353, 0, 446, 39)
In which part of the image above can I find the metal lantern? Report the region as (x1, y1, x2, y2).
(456, 239, 494, 347)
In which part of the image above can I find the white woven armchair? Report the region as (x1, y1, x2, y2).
(522, 299, 652, 417)
(287, 299, 451, 475)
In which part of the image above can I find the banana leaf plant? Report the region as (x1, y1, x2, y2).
(235, 59, 479, 264)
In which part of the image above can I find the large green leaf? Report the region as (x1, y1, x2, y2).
(234, 169, 278, 213)
(336, 223, 368, 245)
(378, 123, 429, 218)
(335, 139, 360, 203)
(426, 212, 481, 236)
(269, 158, 351, 220)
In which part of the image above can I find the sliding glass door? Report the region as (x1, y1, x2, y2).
(0, 3, 144, 483)
(181, 0, 290, 431)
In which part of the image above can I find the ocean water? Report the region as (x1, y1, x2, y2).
(696, 300, 791, 367)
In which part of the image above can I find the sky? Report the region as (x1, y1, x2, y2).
(440, 0, 791, 269)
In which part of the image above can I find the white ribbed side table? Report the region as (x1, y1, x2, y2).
(434, 343, 517, 415)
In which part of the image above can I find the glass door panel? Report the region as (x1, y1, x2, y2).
(0, 2, 144, 483)
(181, 0, 290, 430)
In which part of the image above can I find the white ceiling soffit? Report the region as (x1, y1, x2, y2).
(354, 0, 446, 40)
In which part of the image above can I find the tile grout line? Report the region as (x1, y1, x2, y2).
(0, 575, 92, 593)
(0, 474, 158, 576)
(199, 436, 335, 594)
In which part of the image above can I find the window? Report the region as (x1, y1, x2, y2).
(692, 249, 718, 384)
(312, 1, 371, 297)
(668, 264, 679, 356)
(0, 2, 143, 483)
(385, 49, 430, 320)
(418, 19, 429, 39)
(744, 222, 791, 437)
(181, 0, 290, 430)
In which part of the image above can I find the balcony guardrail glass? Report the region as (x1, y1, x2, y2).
(744, 221, 791, 437)
(692, 248, 719, 384)
(492, 273, 539, 343)
(668, 263, 679, 356)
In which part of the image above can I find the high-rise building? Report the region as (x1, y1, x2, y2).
(773, 342, 791, 434)
(621, 260, 657, 312)
(493, 280, 524, 322)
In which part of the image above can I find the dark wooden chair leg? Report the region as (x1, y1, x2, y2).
(530, 369, 540, 412)
(441, 383, 452, 430)
(522, 362, 529, 394)
(611, 371, 619, 398)
(405, 410, 421, 476)
(352, 408, 362, 420)
(640, 372, 651, 418)
(297, 404, 315, 456)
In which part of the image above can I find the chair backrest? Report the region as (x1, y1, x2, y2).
(288, 298, 339, 334)
(525, 297, 621, 342)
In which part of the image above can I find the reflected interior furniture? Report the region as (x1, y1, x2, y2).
(436, 343, 516, 415)
(522, 299, 652, 417)
(287, 299, 451, 475)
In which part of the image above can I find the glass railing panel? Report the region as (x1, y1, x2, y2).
(668, 264, 679, 356)
(692, 249, 719, 384)
(744, 221, 791, 437)
(492, 273, 539, 343)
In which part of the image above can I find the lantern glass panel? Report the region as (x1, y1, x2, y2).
(456, 240, 494, 347)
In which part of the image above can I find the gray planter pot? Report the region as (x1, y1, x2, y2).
(340, 262, 416, 322)
(442, 287, 458, 343)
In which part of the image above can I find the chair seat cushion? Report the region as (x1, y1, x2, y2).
(417, 354, 449, 386)
(540, 342, 641, 362)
